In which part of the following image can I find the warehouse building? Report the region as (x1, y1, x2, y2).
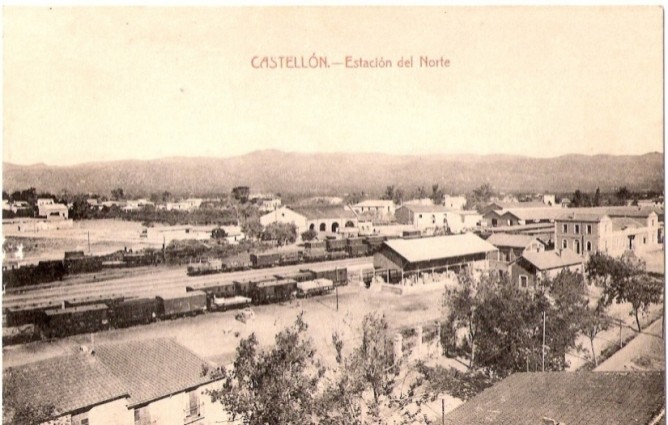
(373, 233, 498, 275)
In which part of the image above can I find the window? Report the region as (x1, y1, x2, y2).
(519, 275, 528, 288)
(574, 224, 580, 234)
(562, 239, 568, 249)
(643, 237, 647, 244)
(419, 214, 422, 219)
(135, 407, 152, 425)
(562, 224, 568, 233)
(586, 224, 592, 234)
(586, 241, 592, 252)
(574, 240, 580, 254)
(185, 390, 201, 422)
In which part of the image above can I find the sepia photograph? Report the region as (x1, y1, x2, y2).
(1, 6, 665, 424)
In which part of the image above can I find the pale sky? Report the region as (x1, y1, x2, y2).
(3, 6, 663, 165)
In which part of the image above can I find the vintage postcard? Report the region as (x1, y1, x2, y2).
(2, 6, 664, 425)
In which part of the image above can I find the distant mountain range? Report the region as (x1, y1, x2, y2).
(2, 150, 664, 196)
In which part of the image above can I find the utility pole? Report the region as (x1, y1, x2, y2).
(619, 318, 623, 348)
(87, 231, 91, 255)
(442, 398, 445, 425)
(542, 311, 546, 372)
(336, 285, 339, 312)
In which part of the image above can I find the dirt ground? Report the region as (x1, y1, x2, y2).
(2, 282, 445, 369)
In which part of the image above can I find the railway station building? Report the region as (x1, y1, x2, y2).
(373, 233, 498, 276)
(260, 205, 358, 235)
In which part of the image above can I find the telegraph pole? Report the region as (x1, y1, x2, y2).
(542, 311, 546, 372)
(336, 285, 339, 312)
(87, 231, 91, 255)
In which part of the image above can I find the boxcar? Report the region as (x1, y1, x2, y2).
(303, 249, 327, 262)
(40, 304, 109, 339)
(221, 253, 252, 271)
(278, 250, 302, 266)
(251, 253, 281, 268)
(304, 241, 326, 250)
(346, 244, 369, 257)
(110, 297, 159, 328)
(157, 291, 207, 318)
(325, 238, 347, 252)
(251, 279, 297, 304)
(328, 251, 348, 261)
(5, 303, 62, 327)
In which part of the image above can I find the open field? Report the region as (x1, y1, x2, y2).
(3, 282, 446, 369)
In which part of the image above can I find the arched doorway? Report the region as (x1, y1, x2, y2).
(331, 222, 339, 233)
(309, 223, 315, 230)
(319, 223, 326, 232)
(345, 221, 355, 228)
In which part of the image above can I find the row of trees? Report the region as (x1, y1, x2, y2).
(443, 253, 663, 375)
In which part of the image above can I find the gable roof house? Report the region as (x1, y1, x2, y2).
(443, 371, 665, 425)
(509, 249, 584, 290)
(3, 339, 230, 425)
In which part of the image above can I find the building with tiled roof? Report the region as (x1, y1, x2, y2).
(4, 349, 131, 424)
(260, 206, 358, 236)
(3, 339, 230, 425)
(373, 233, 497, 275)
(510, 249, 583, 289)
(443, 371, 665, 425)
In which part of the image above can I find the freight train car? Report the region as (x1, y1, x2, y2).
(157, 291, 207, 318)
(250, 252, 281, 268)
(40, 304, 110, 339)
(110, 298, 159, 328)
(250, 279, 297, 304)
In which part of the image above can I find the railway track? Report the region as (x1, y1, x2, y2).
(3, 257, 374, 309)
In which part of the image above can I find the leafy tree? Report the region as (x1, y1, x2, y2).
(392, 187, 405, 205)
(579, 299, 609, 367)
(111, 188, 125, 201)
(241, 219, 263, 241)
(349, 313, 396, 405)
(616, 186, 631, 204)
(322, 313, 397, 423)
(262, 222, 297, 246)
(383, 185, 396, 201)
(443, 270, 494, 367)
(430, 184, 444, 205)
(208, 314, 324, 425)
(593, 187, 601, 206)
(413, 186, 428, 200)
(301, 228, 318, 242)
(589, 253, 661, 332)
(2, 191, 9, 200)
(232, 186, 250, 203)
(571, 189, 592, 208)
(445, 270, 587, 376)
